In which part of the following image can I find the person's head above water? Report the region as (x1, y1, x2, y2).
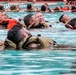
(0, 5, 5, 12)
(27, 4, 33, 10)
(10, 5, 17, 10)
(24, 14, 40, 28)
(7, 23, 31, 45)
(24, 14, 34, 27)
(59, 14, 72, 23)
(6, 23, 54, 49)
(35, 12, 45, 23)
(41, 5, 46, 11)
(0, 12, 8, 23)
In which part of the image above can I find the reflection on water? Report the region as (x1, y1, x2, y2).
(0, 50, 76, 75)
(60, 60, 76, 75)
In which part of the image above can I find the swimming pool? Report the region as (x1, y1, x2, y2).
(2, 3, 59, 9)
(0, 11, 76, 75)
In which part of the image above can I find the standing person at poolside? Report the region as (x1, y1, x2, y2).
(59, 14, 76, 29)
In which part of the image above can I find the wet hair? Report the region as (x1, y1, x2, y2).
(10, 5, 16, 10)
(66, 2, 68, 5)
(27, 4, 32, 9)
(41, 5, 46, 11)
(69, 1, 74, 4)
(0, 5, 4, 11)
(24, 14, 33, 27)
(59, 14, 64, 22)
(7, 23, 24, 45)
(71, 6, 76, 10)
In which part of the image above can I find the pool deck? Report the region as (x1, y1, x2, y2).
(34, 1, 58, 4)
(0, 1, 60, 5)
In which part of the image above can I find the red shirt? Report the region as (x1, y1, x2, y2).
(4, 19, 18, 29)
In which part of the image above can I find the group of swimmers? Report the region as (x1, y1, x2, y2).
(0, 10, 76, 30)
(0, 12, 76, 50)
(0, 20, 76, 51)
(0, 2, 76, 13)
(0, 11, 51, 30)
(0, 11, 53, 50)
(0, 2, 76, 50)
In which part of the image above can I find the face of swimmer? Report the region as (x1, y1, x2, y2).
(0, 12, 8, 22)
(19, 26, 31, 37)
(27, 15, 39, 26)
(35, 12, 45, 23)
(31, 15, 39, 24)
(61, 15, 71, 23)
(2, 12, 9, 20)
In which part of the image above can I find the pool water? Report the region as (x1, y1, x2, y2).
(0, 50, 76, 75)
(0, 11, 76, 75)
